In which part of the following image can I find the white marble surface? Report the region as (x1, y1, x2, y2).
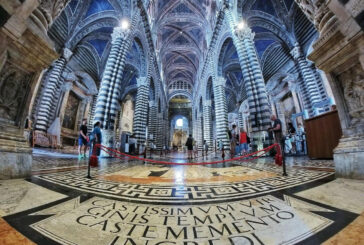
(0, 179, 66, 216)
(296, 178, 364, 214)
(31, 195, 333, 245)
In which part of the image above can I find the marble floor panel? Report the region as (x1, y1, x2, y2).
(0, 151, 362, 244)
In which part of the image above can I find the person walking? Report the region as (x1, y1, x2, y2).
(239, 128, 248, 155)
(78, 118, 88, 159)
(185, 134, 194, 159)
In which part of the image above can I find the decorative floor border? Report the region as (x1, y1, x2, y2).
(33, 163, 334, 204)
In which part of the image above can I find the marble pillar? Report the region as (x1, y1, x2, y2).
(203, 100, 213, 149)
(213, 77, 229, 148)
(132, 77, 150, 145)
(94, 26, 131, 152)
(35, 48, 72, 131)
(291, 43, 321, 116)
(295, 0, 364, 179)
(148, 101, 157, 144)
(227, 13, 272, 149)
(156, 112, 164, 150)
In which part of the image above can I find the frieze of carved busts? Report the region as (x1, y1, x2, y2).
(295, 0, 337, 34)
(338, 64, 364, 126)
(0, 62, 31, 123)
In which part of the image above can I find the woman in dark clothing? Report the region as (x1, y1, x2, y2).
(185, 134, 194, 159)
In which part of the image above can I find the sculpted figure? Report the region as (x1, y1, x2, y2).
(0, 73, 20, 120)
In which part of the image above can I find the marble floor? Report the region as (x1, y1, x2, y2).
(0, 150, 363, 244)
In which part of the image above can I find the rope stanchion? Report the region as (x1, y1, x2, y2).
(95, 143, 278, 166)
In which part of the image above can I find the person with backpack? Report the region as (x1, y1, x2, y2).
(90, 121, 102, 157)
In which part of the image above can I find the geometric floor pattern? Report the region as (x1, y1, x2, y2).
(1, 153, 363, 245)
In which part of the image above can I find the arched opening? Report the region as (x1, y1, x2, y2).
(168, 94, 192, 150)
(170, 115, 189, 151)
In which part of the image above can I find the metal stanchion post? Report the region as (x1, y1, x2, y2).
(222, 145, 225, 160)
(281, 139, 287, 176)
(87, 142, 94, 179)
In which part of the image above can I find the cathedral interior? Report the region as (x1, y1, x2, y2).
(0, 0, 364, 244)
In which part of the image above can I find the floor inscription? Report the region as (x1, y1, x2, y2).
(31, 195, 332, 245)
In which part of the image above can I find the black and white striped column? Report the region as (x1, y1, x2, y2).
(94, 27, 131, 130)
(213, 77, 230, 147)
(156, 112, 164, 150)
(203, 100, 213, 148)
(132, 77, 149, 145)
(148, 101, 157, 144)
(232, 26, 271, 132)
(291, 43, 321, 116)
(195, 113, 204, 148)
(35, 48, 72, 131)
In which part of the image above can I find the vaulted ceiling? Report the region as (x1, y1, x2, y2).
(153, 0, 217, 98)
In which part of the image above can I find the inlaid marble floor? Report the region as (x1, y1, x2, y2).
(0, 150, 363, 244)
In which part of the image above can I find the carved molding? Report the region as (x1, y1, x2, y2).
(235, 26, 254, 41)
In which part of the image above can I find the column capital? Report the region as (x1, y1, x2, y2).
(214, 77, 226, 87)
(235, 26, 254, 41)
(111, 26, 130, 43)
(137, 76, 148, 87)
(290, 43, 303, 60)
(62, 48, 73, 61)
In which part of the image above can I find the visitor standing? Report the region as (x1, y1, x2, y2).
(91, 121, 102, 157)
(239, 128, 248, 155)
(268, 115, 283, 152)
(78, 119, 88, 158)
(203, 140, 209, 155)
(185, 134, 194, 159)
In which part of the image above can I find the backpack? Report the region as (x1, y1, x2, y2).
(228, 130, 232, 139)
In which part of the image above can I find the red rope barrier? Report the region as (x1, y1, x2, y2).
(95, 143, 278, 166)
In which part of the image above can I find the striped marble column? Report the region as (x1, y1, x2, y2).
(291, 43, 321, 116)
(232, 27, 271, 132)
(156, 112, 164, 150)
(132, 77, 150, 145)
(148, 101, 157, 144)
(94, 27, 131, 130)
(203, 100, 213, 148)
(35, 48, 72, 131)
(195, 113, 204, 148)
(213, 77, 230, 148)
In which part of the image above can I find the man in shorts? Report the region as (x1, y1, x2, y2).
(78, 118, 88, 158)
